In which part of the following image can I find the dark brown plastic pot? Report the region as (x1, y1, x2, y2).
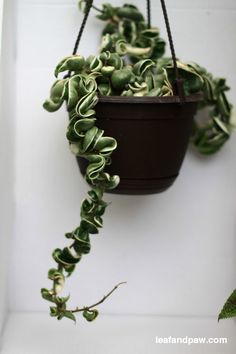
(77, 94, 202, 195)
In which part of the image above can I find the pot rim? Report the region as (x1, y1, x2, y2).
(98, 92, 203, 104)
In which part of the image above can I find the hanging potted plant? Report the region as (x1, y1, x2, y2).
(42, 0, 234, 322)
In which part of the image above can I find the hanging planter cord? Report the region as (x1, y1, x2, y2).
(159, 0, 185, 100)
(147, 0, 151, 28)
(64, 0, 94, 78)
(72, 0, 94, 55)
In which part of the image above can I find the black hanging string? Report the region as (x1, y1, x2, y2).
(147, 0, 151, 28)
(159, 0, 178, 80)
(159, 0, 184, 100)
(72, 0, 94, 55)
(64, 0, 93, 78)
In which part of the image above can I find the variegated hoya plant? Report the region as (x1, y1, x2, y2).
(42, 2, 235, 322)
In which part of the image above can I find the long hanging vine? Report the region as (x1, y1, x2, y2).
(42, 1, 235, 322)
(42, 59, 122, 322)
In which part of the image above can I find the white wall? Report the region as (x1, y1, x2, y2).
(0, 0, 16, 334)
(9, 0, 236, 319)
(0, 0, 3, 54)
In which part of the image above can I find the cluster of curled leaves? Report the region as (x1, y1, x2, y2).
(42, 2, 235, 322)
(92, 2, 234, 154)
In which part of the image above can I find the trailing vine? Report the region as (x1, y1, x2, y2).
(42, 55, 122, 322)
(42, 2, 235, 322)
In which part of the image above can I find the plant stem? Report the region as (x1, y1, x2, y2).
(71, 282, 127, 313)
(84, 0, 104, 13)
